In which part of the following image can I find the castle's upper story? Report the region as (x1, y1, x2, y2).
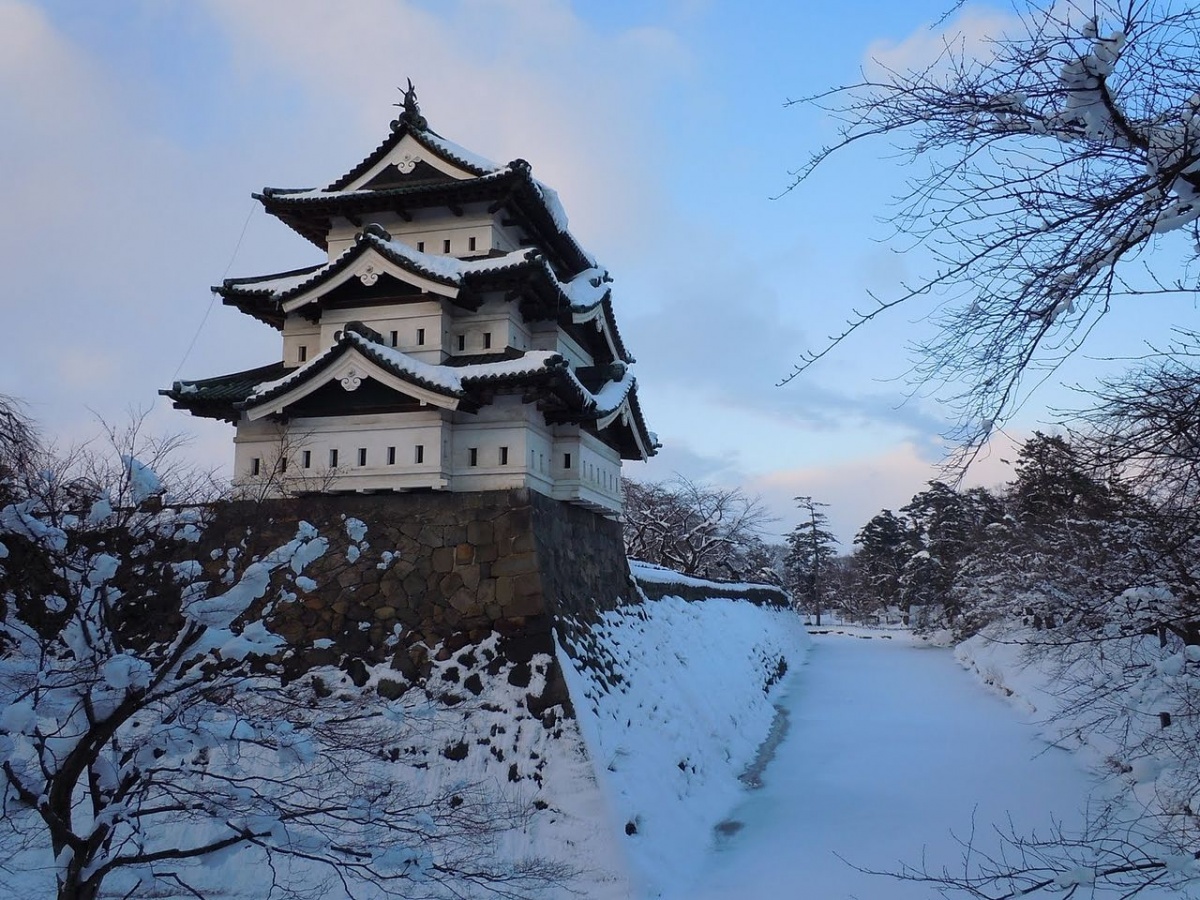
(163, 86, 656, 514)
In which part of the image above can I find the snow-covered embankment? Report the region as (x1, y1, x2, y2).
(557, 561, 809, 897)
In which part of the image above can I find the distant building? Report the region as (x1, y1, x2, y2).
(164, 86, 657, 515)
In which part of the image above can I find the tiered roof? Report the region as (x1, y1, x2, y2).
(217, 225, 633, 364)
(256, 102, 592, 276)
(163, 327, 655, 459)
(164, 88, 657, 462)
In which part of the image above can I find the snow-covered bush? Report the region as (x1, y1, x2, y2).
(0, 445, 563, 899)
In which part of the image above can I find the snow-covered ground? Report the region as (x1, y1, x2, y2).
(666, 627, 1178, 899)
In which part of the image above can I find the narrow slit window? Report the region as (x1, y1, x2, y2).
(390, 330, 398, 347)
(417, 327, 425, 345)
(563, 452, 572, 469)
(302, 450, 312, 469)
(443, 239, 451, 253)
(415, 444, 425, 464)
(417, 240, 425, 252)
(280, 456, 288, 473)
(457, 334, 466, 352)
(499, 446, 509, 465)
(468, 236, 477, 252)
(468, 447, 478, 467)
(387, 446, 396, 465)
(483, 332, 492, 350)
(329, 448, 339, 468)
(251, 457, 261, 476)
(357, 448, 367, 467)
(298, 345, 308, 363)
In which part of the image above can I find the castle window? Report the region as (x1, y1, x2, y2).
(499, 446, 509, 465)
(302, 450, 311, 469)
(415, 444, 424, 464)
(417, 241, 425, 252)
(390, 330, 398, 347)
(417, 327, 425, 345)
(457, 334, 465, 352)
(483, 332, 492, 350)
(251, 457, 261, 476)
(563, 452, 572, 470)
(280, 456, 288, 473)
(468, 236, 477, 252)
(357, 448, 367, 467)
(468, 447, 478, 467)
(443, 239, 451, 253)
(329, 448, 339, 468)
(387, 446, 396, 465)
(298, 345, 308, 363)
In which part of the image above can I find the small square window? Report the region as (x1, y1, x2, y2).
(563, 452, 572, 469)
(499, 446, 509, 465)
(468, 447, 478, 467)
(302, 450, 312, 469)
(443, 239, 451, 253)
(357, 448, 367, 467)
(251, 457, 261, 476)
(329, 448, 339, 468)
(483, 332, 492, 350)
(417, 241, 425, 252)
(468, 236, 477, 252)
(387, 446, 396, 465)
(298, 345, 308, 363)
(390, 330, 398, 347)
(417, 327, 425, 345)
(415, 444, 424, 464)
(457, 334, 466, 352)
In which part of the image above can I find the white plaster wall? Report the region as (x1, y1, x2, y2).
(529, 323, 594, 369)
(327, 208, 497, 260)
(233, 411, 452, 494)
(317, 302, 446, 364)
(281, 318, 321, 368)
(448, 299, 529, 356)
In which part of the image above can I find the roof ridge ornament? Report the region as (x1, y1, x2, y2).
(391, 79, 428, 133)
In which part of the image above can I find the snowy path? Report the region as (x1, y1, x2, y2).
(667, 629, 1146, 900)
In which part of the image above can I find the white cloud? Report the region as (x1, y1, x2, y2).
(864, 5, 1018, 77)
(201, 0, 690, 253)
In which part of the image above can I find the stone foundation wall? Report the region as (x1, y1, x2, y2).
(212, 489, 634, 710)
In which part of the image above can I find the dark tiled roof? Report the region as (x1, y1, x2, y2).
(160, 362, 289, 422)
(257, 164, 592, 277)
(325, 119, 496, 192)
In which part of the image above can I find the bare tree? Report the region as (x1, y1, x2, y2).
(0, 430, 567, 899)
(622, 476, 774, 579)
(787, 0, 1200, 459)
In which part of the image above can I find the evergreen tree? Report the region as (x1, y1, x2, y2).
(852, 509, 907, 610)
(784, 497, 838, 624)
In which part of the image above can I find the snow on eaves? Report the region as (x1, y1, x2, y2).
(241, 329, 638, 420)
(227, 232, 611, 312)
(416, 128, 502, 176)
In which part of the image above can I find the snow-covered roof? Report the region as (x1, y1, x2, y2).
(218, 229, 631, 361)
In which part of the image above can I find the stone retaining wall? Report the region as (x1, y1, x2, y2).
(212, 490, 633, 709)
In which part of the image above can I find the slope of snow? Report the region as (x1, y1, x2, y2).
(556, 593, 809, 898)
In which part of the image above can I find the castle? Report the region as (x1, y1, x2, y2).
(164, 87, 656, 516)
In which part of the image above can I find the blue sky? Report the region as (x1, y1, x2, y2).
(3, 0, 1187, 543)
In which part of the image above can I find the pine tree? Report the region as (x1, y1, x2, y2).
(784, 497, 838, 624)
